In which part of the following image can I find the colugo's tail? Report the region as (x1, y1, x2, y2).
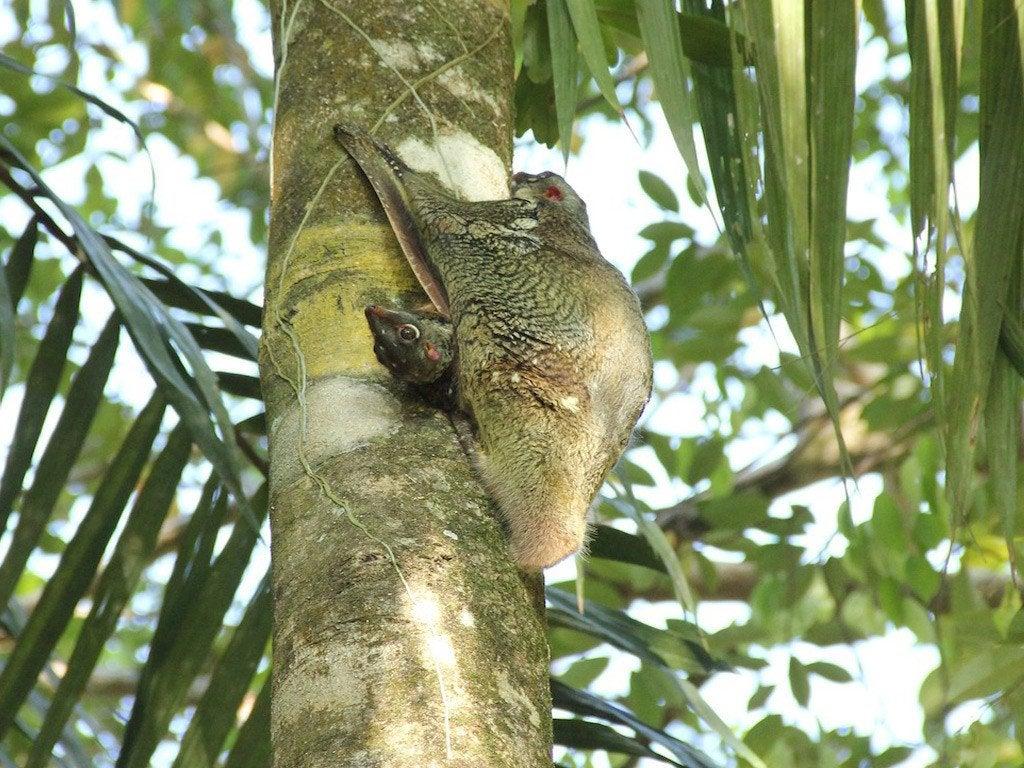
(332, 124, 450, 316)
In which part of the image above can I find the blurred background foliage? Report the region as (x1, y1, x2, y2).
(0, 0, 1022, 766)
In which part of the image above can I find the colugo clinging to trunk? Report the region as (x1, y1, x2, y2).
(335, 125, 653, 570)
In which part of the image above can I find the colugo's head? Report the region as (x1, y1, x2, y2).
(511, 171, 588, 222)
(364, 305, 454, 385)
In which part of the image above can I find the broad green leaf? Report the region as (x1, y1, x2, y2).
(172, 576, 272, 768)
(0, 394, 164, 740)
(547, 0, 579, 162)
(946, 647, 1024, 703)
(588, 524, 665, 571)
(118, 485, 268, 768)
(639, 170, 679, 212)
(24, 423, 193, 768)
(557, 657, 609, 689)
(805, 661, 853, 683)
(635, 0, 707, 199)
(905, 554, 940, 602)
(0, 311, 118, 612)
(788, 656, 810, 707)
(564, 0, 623, 113)
(552, 680, 717, 768)
(0, 267, 80, 534)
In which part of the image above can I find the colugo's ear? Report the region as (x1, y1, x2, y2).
(424, 342, 441, 361)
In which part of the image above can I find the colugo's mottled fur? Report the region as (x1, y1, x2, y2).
(336, 125, 653, 570)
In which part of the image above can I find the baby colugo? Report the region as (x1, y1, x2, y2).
(337, 126, 652, 570)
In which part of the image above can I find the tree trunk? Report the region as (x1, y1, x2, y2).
(260, 2, 552, 766)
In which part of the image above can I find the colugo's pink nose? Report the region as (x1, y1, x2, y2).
(365, 305, 385, 319)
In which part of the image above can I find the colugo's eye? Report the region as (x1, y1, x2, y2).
(544, 185, 563, 201)
(398, 324, 420, 342)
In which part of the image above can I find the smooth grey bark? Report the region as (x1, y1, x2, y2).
(260, 1, 552, 766)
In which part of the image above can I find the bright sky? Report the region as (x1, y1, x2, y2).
(0, 1, 991, 766)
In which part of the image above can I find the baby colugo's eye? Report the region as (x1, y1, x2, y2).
(544, 185, 563, 202)
(398, 324, 420, 342)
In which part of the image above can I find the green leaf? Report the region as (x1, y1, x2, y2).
(172, 577, 272, 768)
(108, 236, 259, 359)
(807, 0, 858, 399)
(804, 661, 853, 683)
(0, 136, 254, 531)
(0, 312, 119, 612)
(788, 656, 810, 707)
(0, 393, 164, 740)
(24, 423, 193, 768)
(118, 486, 268, 768)
(216, 372, 263, 401)
(635, 0, 706, 199)
(639, 221, 694, 243)
(1007, 607, 1024, 643)
(127, 476, 230, 739)
(747, 684, 773, 710)
(547, 0, 579, 162)
(905, 555, 940, 603)
(753, 0, 855, 484)
(141, 277, 262, 327)
(564, 0, 622, 113)
(639, 170, 679, 212)
(557, 657, 609, 689)
(675, 677, 768, 768)
(3, 215, 38, 307)
(608, 495, 698, 619)
(946, 646, 1024, 703)
(0, 267, 80, 534)
(222, 676, 271, 768)
(588, 524, 665, 571)
(552, 680, 717, 768)
(546, 586, 721, 673)
(0, 52, 147, 147)
(999, 315, 1024, 378)
(552, 718, 685, 765)
(186, 323, 257, 361)
(871, 493, 908, 553)
(0, 237, 19, 396)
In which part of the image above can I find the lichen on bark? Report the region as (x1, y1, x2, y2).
(260, 1, 552, 766)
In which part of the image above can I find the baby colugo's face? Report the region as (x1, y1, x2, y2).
(364, 305, 453, 385)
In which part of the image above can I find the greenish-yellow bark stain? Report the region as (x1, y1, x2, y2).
(261, 1, 552, 766)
